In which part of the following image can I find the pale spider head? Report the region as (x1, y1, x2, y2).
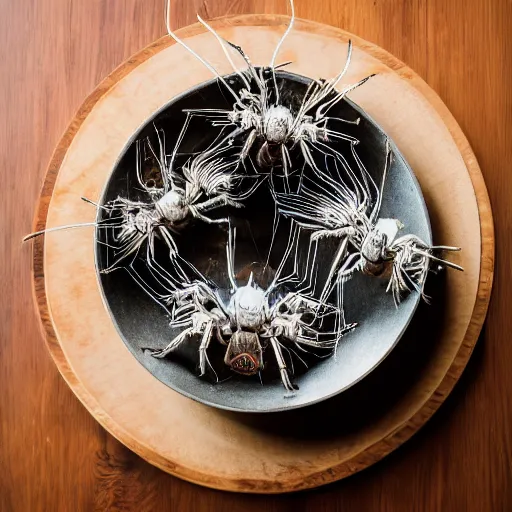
(224, 331, 263, 376)
(263, 105, 294, 144)
(229, 273, 268, 331)
(155, 189, 189, 224)
(361, 218, 404, 273)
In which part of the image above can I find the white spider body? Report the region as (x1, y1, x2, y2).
(155, 189, 190, 224)
(263, 105, 294, 144)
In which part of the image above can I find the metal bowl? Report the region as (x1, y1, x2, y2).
(96, 71, 431, 413)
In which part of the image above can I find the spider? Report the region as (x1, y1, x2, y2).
(164, 0, 375, 176)
(24, 127, 260, 277)
(144, 225, 356, 392)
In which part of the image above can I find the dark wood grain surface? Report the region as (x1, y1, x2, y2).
(1, 1, 510, 510)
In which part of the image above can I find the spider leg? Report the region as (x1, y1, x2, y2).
(317, 73, 376, 120)
(282, 341, 308, 370)
(157, 225, 178, 257)
(333, 279, 347, 353)
(100, 233, 147, 274)
(414, 249, 464, 271)
(145, 127, 170, 192)
(198, 319, 215, 377)
(370, 139, 392, 222)
(281, 144, 292, 182)
(321, 127, 360, 144)
(226, 223, 237, 291)
(264, 198, 280, 270)
(190, 208, 230, 225)
(197, 15, 252, 90)
(22, 221, 101, 242)
(151, 327, 194, 359)
(322, 116, 360, 125)
(319, 237, 349, 304)
(241, 128, 258, 161)
(299, 139, 322, 174)
(224, 40, 264, 91)
(311, 227, 354, 242)
(168, 112, 197, 181)
(321, 252, 362, 310)
(337, 253, 364, 282)
(269, 0, 295, 104)
(164, 0, 239, 101)
(193, 194, 242, 215)
(270, 336, 298, 393)
(156, 226, 197, 285)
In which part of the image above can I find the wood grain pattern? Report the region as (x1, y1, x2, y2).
(1, 0, 509, 510)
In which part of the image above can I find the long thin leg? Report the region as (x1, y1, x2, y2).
(193, 194, 242, 214)
(316, 74, 376, 120)
(270, 337, 298, 392)
(299, 139, 322, 174)
(227, 223, 237, 291)
(241, 129, 257, 162)
(319, 237, 349, 303)
(197, 15, 252, 90)
(190, 208, 230, 225)
(269, 0, 295, 104)
(265, 197, 280, 270)
(370, 139, 392, 222)
(151, 328, 193, 358)
(164, 0, 239, 101)
(199, 319, 214, 376)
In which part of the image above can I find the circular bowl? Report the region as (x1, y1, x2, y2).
(96, 71, 431, 413)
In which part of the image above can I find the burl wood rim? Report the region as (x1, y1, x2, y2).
(31, 15, 494, 493)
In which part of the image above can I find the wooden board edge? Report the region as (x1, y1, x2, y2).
(29, 15, 495, 493)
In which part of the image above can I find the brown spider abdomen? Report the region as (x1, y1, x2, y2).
(256, 142, 282, 168)
(229, 353, 260, 376)
(362, 259, 388, 277)
(225, 331, 263, 376)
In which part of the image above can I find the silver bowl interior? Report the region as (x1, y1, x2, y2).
(96, 71, 432, 413)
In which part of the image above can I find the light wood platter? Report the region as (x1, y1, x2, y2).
(31, 15, 494, 493)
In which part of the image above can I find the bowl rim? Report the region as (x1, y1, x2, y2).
(94, 70, 432, 413)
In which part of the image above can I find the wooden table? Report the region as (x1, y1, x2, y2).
(1, 1, 510, 510)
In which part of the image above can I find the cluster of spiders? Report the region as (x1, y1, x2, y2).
(25, 0, 462, 393)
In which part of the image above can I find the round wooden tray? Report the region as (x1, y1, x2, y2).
(31, 15, 494, 493)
